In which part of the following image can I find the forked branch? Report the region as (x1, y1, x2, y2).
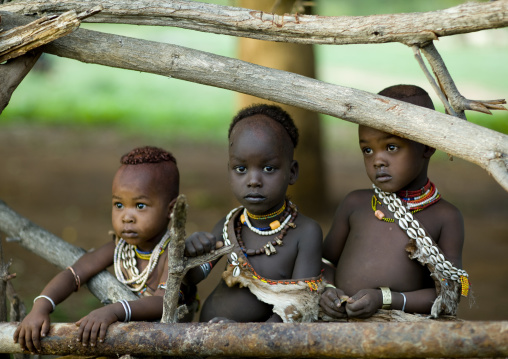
(414, 42, 507, 119)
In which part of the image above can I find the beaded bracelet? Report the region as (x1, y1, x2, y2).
(34, 295, 56, 312)
(118, 299, 131, 322)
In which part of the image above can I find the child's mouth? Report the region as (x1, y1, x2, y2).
(376, 173, 392, 182)
(122, 231, 138, 238)
(244, 193, 265, 203)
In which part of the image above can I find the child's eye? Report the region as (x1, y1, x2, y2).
(114, 202, 123, 209)
(136, 203, 147, 210)
(263, 166, 275, 173)
(234, 166, 247, 174)
(387, 144, 398, 152)
(362, 147, 373, 155)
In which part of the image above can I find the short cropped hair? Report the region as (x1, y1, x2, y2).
(378, 85, 435, 110)
(228, 104, 299, 148)
(121, 146, 177, 165)
(120, 146, 179, 201)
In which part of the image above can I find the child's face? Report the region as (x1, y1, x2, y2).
(358, 125, 430, 193)
(112, 164, 172, 251)
(228, 115, 298, 215)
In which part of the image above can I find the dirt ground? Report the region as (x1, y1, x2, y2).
(0, 124, 507, 322)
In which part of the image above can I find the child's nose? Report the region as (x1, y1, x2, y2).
(247, 171, 262, 187)
(373, 154, 388, 168)
(122, 211, 135, 223)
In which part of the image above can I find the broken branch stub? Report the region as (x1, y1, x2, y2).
(161, 195, 233, 323)
(0, 9, 92, 62)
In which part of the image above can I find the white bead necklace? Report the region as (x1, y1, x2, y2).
(114, 230, 171, 292)
(242, 207, 292, 236)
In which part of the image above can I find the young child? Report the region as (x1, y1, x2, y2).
(14, 146, 197, 353)
(320, 85, 470, 320)
(185, 104, 323, 323)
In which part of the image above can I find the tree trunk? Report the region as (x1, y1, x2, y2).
(238, 0, 326, 216)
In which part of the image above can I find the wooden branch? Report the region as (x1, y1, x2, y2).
(0, 8, 100, 63)
(1, 0, 508, 46)
(0, 200, 138, 304)
(1, 13, 507, 191)
(418, 42, 507, 118)
(162, 194, 187, 324)
(0, 51, 41, 114)
(1, 321, 508, 357)
(162, 194, 232, 323)
(411, 45, 458, 118)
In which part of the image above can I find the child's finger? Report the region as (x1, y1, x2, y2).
(98, 323, 108, 344)
(41, 320, 50, 338)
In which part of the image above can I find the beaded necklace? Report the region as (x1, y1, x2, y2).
(372, 179, 441, 222)
(246, 201, 286, 220)
(237, 202, 298, 256)
(113, 231, 171, 292)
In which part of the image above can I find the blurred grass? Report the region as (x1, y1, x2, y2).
(1, 4, 507, 143)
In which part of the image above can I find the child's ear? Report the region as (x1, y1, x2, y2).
(289, 160, 299, 185)
(423, 145, 436, 159)
(167, 197, 178, 219)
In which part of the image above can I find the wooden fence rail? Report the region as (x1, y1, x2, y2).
(1, 321, 507, 358)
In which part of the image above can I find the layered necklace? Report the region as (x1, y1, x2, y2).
(236, 200, 298, 256)
(372, 179, 441, 222)
(113, 230, 171, 292)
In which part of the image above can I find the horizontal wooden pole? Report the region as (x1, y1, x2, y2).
(1, 0, 508, 46)
(1, 321, 507, 358)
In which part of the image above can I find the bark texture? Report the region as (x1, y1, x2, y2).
(1, 0, 508, 46)
(0, 320, 507, 357)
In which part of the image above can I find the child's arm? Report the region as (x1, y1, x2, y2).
(344, 287, 436, 318)
(322, 192, 358, 267)
(319, 192, 358, 319)
(291, 218, 323, 279)
(75, 295, 164, 346)
(13, 241, 115, 353)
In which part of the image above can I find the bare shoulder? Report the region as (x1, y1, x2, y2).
(341, 189, 373, 209)
(294, 212, 323, 243)
(426, 197, 464, 228)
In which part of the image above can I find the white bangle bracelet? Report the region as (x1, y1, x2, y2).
(33, 295, 56, 312)
(400, 292, 407, 312)
(118, 299, 131, 322)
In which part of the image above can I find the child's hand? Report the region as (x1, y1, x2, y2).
(345, 288, 383, 318)
(13, 310, 51, 353)
(75, 305, 122, 347)
(185, 232, 222, 257)
(319, 287, 349, 319)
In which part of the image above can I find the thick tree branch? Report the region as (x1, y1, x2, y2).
(1, 321, 508, 358)
(0, 200, 138, 304)
(1, 0, 508, 46)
